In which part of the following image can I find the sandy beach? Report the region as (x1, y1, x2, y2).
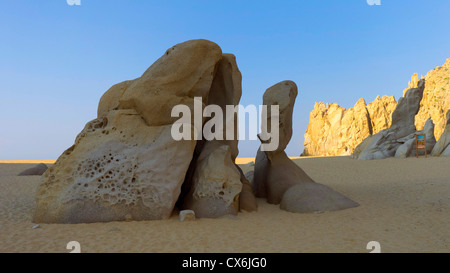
(0, 156, 448, 253)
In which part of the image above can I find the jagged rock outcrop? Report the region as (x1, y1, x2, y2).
(303, 58, 450, 157)
(18, 163, 48, 176)
(34, 40, 257, 223)
(414, 59, 450, 140)
(431, 110, 450, 157)
(302, 96, 396, 156)
(253, 81, 359, 213)
(367, 95, 398, 134)
(353, 80, 436, 160)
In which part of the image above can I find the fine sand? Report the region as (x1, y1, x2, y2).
(0, 156, 449, 253)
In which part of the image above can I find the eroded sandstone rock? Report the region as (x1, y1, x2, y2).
(254, 81, 359, 213)
(302, 96, 396, 156)
(178, 53, 257, 217)
(34, 40, 225, 223)
(180, 142, 242, 218)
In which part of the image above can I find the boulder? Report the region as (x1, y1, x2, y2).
(280, 182, 360, 214)
(254, 81, 359, 213)
(180, 142, 242, 218)
(260, 81, 297, 153)
(118, 40, 222, 127)
(33, 40, 223, 223)
(18, 163, 48, 176)
(265, 151, 315, 204)
(394, 139, 415, 158)
(179, 210, 196, 222)
(252, 148, 268, 198)
(353, 80, 426, 160)
(178, 53, 257, 217)
(235, 165, 257, 212)
(302, 96, 396, 157)
(441, 145, 450, 156)
(238, 176, 258, 212)
(206, 53, 242, 161)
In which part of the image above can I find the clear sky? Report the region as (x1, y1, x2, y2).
(1, 0, 449, 160)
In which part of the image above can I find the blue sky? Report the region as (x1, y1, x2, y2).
(1, 0, 449, 159)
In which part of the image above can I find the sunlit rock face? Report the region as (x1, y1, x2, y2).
(33, 39, 257, 223)
(303, 58, 450, 157)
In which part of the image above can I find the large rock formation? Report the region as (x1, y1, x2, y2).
(431, 110, 450, 157)
(303, 58, 450, 156)
(353, 80, 438, 160)
(302, 96, 397, 156)
(411, 60, 450, 141)
(253, 81, 359, 213)
(34, 40, 257, 224)
(178, 54, 256, 217)
(180, 141, 242, 217)
(367, 95, 398, 134)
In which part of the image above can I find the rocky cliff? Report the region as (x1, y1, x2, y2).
(302, 58, 450, 157)
(414, 59, 450, 140)
(302, 96, 396, 156)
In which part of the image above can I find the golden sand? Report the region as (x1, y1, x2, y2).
(0, 156, 449, 253)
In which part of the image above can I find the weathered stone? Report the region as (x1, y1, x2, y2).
(97, 80, 135, 118)
(394, 139, 415, 158)
(255, 81, 359, 213)
(261, 81, 297, 153)
(206, 53, 242, 161)
(180, 142, 242, 218)
(253, 148, 268, 198)
(179, 210, 196, 222)
(265, 151, 315, 204)
(234, 165, 257, 212)
(304, 58, 450, 157)
(280, 182, 359, 214)
(178, 53, 255, 218)
(415, 59, 450, 140)
(431, 110, 450, 157)
(244, 170, 254, 186)
(353, 80, 426, 160)
(118, 40, 222, 127)
(239, 177, 258, 213)
(18, 163, 48, 176)
(34, 40, 222, 223)
(302, 96, 396, 156)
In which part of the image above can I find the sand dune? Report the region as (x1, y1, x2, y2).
(0, 156, 449, 253)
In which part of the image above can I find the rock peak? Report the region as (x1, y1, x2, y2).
(304, 58, 449, 157)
